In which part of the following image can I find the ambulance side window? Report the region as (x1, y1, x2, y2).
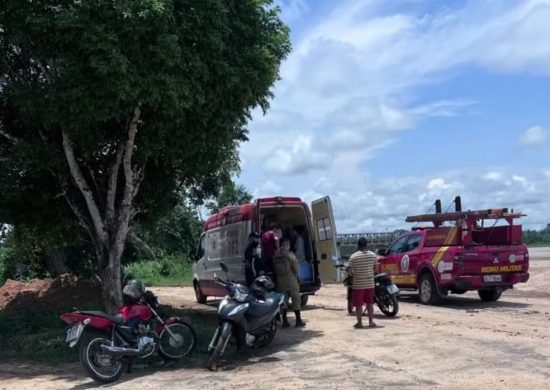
(387, 236, 409, 255)
(195, 234, 206, 262)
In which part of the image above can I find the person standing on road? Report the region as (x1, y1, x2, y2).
(273, 237, 305, 328)
(244, 232, 261, 286)
(349, 237, 378, 329)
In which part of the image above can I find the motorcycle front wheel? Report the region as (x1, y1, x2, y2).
(376, 290, 399, 317)
(158, 321, 197, 360)
(206, 322, 232, 371)
(79, 333, 123, 384)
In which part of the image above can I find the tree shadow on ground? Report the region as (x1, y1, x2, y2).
(213, 327, 324, 372)
(0, 304, 216, 388)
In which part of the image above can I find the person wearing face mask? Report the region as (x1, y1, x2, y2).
(244, 232, 262, 286)
(273, 236, 305, 328)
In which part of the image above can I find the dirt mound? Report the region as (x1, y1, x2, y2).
(0, 274, 103, 311)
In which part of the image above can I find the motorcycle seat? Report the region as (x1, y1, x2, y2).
(247, 298, 280, 318)
(79, 310, 124, 325)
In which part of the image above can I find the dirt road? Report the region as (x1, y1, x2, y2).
(1, 260, 550, 389)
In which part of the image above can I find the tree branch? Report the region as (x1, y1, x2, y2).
(111, 105, 141, 261)
(0, 123, 20, 143)
(62, 131, 107, 244)
(106, 142, 124, 225)
(63, 192, 94, 241)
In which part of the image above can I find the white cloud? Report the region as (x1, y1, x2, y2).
(308, 169, 550, 232)
(519, 125, 549, 146)
(427, 178, 451, 191)
(239, 0, 550, 232)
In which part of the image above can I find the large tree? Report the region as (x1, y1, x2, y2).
(0, 0, 290, 311)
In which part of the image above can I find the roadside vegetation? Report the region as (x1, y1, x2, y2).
(124, 255, 193, 287)
(0, 305, 216, 364)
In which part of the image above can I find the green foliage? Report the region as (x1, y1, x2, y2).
(124, 255, 193, 286)
(0, 0, 291, 216)
(523, 228, 550, 245)
(205, 181, 253, 214)
(0, 0, 291, 283)
(0, 245, 16, 285)
(129, 202, 203, 260)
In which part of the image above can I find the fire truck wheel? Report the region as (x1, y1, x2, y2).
(418, 273, 441, 305)
(478, 288, 502, 302)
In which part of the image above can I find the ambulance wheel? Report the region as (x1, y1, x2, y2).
(300, 295, 309, 307)
(478, 288, 502, 302)
(194, 281, 207, 304)
(418, 273, 441, 305)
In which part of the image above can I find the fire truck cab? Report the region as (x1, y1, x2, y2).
(377, 197, 530, 304)
(192, 196, 340, 305)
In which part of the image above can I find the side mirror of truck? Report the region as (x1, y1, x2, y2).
(377, 248, 387, 256)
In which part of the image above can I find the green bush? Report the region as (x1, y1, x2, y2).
(0, 246, 16, 285)
(124, 255, 193, 287)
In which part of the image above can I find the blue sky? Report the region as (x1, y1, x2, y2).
(238, 0, 550, 232)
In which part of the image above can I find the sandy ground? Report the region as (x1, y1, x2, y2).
(1, 258, 550, 390)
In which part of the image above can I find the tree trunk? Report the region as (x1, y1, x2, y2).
(99, 247, 124, 313)
(61, 106, 142, 314)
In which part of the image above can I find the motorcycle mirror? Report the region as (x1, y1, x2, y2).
(220, 263, 229, 273)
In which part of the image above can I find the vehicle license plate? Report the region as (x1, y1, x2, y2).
(66, 323, 84, 343)
(483, 274, 502, 283)
(386, 284, 399, 294)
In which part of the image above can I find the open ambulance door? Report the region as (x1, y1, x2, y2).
(311, 196, 340, 283)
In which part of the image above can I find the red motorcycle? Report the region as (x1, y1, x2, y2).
(60, 279, 196, 384)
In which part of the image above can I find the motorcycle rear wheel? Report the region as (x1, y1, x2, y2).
(206, 322, 232, 371)
(79, 333, 123, 384)
(255, 319, 277, 348)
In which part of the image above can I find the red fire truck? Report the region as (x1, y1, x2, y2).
(377, 197, 530, 304)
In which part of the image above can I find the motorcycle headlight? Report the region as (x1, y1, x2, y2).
(233, 287, 249, 303)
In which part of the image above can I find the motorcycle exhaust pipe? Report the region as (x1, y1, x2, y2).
(101, 345, 148, 356)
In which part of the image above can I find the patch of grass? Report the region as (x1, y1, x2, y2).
(0, 309, 79, 363)
(124, 255, 193, 287)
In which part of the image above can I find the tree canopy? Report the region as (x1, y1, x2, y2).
(0, 0, 290, 310)
(205, 180, 253, 214)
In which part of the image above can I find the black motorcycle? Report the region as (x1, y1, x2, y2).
(340, 264, 400, 317)
(206, 263, 285, 370)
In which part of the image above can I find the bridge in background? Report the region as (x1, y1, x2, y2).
(337, 232, 399, 258)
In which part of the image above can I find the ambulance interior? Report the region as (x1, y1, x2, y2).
(260, 206, 315, 282)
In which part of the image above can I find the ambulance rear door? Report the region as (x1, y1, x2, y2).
(311, 196, 340, 283)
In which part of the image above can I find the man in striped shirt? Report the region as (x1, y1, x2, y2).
(349, 237, 378, 329)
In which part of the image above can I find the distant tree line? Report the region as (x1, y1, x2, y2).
(523, 225, 550, 245)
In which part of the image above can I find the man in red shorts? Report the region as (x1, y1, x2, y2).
(349, 237, 378, 329)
